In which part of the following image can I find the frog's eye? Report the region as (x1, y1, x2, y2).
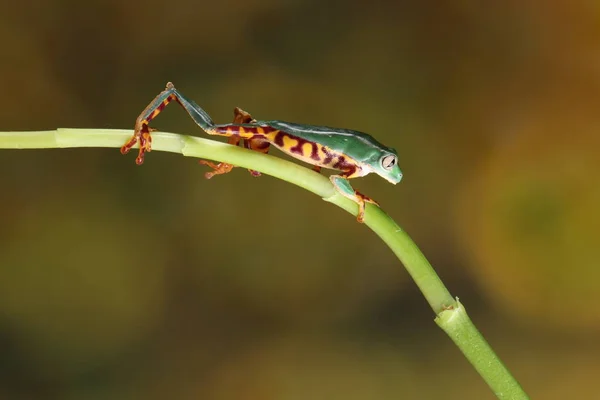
(381, 154, 397, 170)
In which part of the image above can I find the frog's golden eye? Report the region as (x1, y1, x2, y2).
(381, 154, 397, 170)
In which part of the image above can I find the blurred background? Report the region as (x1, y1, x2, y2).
(1, 0, 599, 398)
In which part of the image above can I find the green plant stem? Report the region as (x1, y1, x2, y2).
(0, 128, 529, 399)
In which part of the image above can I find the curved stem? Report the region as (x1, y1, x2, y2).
(0, 128, 529, 399)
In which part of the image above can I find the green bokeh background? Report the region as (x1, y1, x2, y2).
(1, 1, 599, 398)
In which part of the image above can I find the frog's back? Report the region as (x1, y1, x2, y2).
(263, 120, 396, 158)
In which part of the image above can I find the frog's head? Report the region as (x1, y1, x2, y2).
(371, 150, 403, 184)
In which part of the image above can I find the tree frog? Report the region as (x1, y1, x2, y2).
(121, 82, 403, 222)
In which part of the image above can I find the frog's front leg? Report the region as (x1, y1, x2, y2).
(330, 175, 379, 223)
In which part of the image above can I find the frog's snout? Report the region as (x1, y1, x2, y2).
(383, 171, 402, 184)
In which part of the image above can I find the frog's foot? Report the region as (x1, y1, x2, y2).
(247, 168, 262, 177)
(355, 192, 379, 223)
(121, 124, 152, 165)
(199, 159, 235, 179)
(234, 107, 255, 124)
(330, 175, 379, 223)
(200, 158, 261, 178)
(199, 131, 240, 178)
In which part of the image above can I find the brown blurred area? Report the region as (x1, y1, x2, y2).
(1, 0, 599, 398)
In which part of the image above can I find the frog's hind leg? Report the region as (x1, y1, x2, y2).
(122, 82, 221, 165)
(330, 175, 379, 223)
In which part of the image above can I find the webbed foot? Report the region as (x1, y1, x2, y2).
(121, 124, 152, 165)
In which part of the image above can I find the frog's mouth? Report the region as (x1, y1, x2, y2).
(383, 173, 403, 185)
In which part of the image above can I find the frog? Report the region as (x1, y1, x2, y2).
(121, 82, 403, 222)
